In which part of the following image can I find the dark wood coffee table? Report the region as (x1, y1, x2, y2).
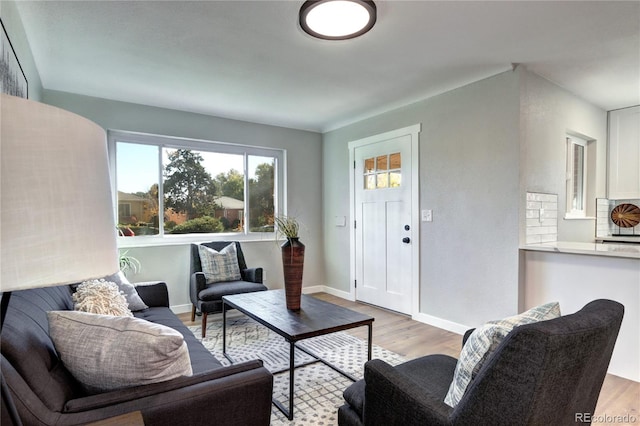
(222, 289, 374, 420)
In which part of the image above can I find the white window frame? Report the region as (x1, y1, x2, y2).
(108, 130, 286, 247)
(565, 134, 588, 219)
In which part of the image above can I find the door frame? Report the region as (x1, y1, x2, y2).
(348, 124, 421, 317)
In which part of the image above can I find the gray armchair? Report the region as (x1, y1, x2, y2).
(338, 299, 624, 426)
(190, 241, 267, 337)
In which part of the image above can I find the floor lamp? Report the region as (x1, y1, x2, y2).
(1, 94, 119, 425)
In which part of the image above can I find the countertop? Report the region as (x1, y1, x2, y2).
(521, 241, 640, 259)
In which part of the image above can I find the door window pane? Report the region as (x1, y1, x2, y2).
(389, 152, 401, 169)
(364, 158, 375, 173)
(390, 172, 402, 188)
(376, 155, 388, 171)
(363, 152, 402, 190)
(377, 173, 389, 188)
(365, 174, 376, 190)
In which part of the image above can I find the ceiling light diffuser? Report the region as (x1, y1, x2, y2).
(299, 0, 376, 40)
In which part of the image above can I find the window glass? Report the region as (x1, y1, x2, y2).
(111, 132, 282, 240)
(248, 155, 275, 233)
(116, 142, 160, 236)
(163, 148, 244, 234)
(571, 144, 584, 211)
(565, 135, 589, 218)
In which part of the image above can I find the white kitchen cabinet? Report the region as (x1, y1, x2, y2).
(608, 105, 640, 199)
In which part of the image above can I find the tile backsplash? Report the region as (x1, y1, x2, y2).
(597, 198, 640, 237)
(526, 192, 558, 244)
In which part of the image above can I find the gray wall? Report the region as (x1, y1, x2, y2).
(323, 71, 521, 327)
(519, 70, 607, 243)
(43, 90, 324, 311)
(1, 0, 43, 100)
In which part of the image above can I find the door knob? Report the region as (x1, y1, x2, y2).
(402, 237, 410, 244)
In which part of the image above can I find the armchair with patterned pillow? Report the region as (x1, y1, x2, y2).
(338, 299, 624, 426)
(190, 241, 267, 337)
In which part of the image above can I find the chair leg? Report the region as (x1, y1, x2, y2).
(202, 312, 208, 338)
(191, 305, 196, 322)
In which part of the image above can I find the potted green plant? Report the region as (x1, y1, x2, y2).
(275, 215, 304, 310)
(118, 250, 141, 277)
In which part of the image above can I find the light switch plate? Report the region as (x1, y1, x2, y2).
(421, 209, 433, 222)
(335, 216, 346, 227)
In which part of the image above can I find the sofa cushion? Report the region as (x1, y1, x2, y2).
(198, 280, 266, 302)
(134, 306, 223, 374)
(198, 243, 242, 284)
(73, 279, 133, 317)
(48, 310, 192, 393)
(444, 301, 561, 407)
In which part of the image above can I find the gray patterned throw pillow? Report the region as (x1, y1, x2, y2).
(48, 310, 192, 393)
(443, 301, 561, 408)
(198, 243, 242, 284)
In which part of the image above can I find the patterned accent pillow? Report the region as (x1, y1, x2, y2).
(107, 271, 149, 311)
(48, 310, 192, 393)
(198, 243, 242, 284)
(443, 301, 561, 408)
(73, 279, 133, 317)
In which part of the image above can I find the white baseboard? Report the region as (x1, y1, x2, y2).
(170, 304, 192, 315)
(320, 285, 354, 301)
(303, 285, 354, 301)
(317, 287, 467, 335)
(412, 312, 468, 335)
(302, 285, 325, 294)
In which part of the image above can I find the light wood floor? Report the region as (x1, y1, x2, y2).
(180, 293, 639, 425)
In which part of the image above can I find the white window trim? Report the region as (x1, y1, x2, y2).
(108, 130, 285, 247)
(565, 134, 588, 219)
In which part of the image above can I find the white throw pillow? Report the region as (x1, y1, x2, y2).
(74, 279, 133, 317)
(48, 310, 192, 393)
(443, 301, 561, 408)
(198, 243, 242, 284)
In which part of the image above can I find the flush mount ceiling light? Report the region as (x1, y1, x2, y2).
(299, 0, 376, 40)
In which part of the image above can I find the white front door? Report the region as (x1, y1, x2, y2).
(353, 131, 415, 314)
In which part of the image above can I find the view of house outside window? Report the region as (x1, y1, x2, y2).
(111, 131, 281, 239)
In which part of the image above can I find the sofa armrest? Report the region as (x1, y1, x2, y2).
(242, 267, 263, 284)
(363, 359, 452, 426)
(133, 281, 170, 308)
(190, 272, 207, 304)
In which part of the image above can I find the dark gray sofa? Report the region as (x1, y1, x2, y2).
(1, 281, 274, 425)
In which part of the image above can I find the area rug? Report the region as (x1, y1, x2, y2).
(188, 311, 406, 425)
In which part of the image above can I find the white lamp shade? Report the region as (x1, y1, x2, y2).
(1, 94, 119, 291)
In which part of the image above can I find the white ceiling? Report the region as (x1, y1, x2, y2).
(15, 0, 640, 133)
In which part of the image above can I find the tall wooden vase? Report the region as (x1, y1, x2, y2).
(281, 237, 305, 310)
